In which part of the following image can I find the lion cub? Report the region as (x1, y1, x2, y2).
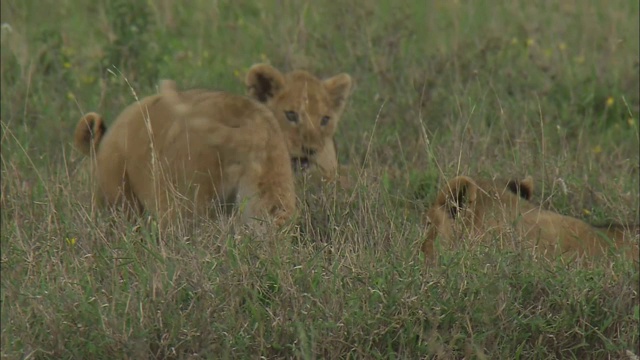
(245, 64, 352, 182)
(422, 175, 639, 263)
(74, 80, 296, 228)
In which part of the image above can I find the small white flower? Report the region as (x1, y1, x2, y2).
(555, 178, 568, 195)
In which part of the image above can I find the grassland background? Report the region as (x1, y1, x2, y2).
(1, 0, 639, 359)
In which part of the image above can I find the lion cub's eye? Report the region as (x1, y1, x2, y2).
(320, 116, 330, 127)
(284, 111, 299, 124)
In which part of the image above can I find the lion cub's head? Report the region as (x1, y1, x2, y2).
(245, 64, 352, 180)
(422, 175, 534, 260)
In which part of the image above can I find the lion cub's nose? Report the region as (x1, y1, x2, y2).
(302, 146, 316, 156)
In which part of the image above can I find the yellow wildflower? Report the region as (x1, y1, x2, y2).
(63, 62, 72, 69)
(526, 38, 535, 47)
(66, 237, 77, 246)
(81, 75, 96, 85)
(605, 96, 614, 108)
(582, 209, 591, 216)
(592, 145, 602, 154)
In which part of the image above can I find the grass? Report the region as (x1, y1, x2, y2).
(1, 0, 639, 358)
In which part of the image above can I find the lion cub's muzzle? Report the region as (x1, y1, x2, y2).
(291, 157, 311, 172)
(291, 146, 318, 172)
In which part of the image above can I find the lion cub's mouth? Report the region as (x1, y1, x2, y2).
(291, 157, 311, 172)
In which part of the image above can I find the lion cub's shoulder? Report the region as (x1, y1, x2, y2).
(161, 80, 276, 130)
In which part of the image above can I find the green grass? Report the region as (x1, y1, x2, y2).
(1, 0, 639, 358)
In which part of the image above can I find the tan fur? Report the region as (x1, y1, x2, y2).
(422, 175, 639, 263)
(73, 80, 296, 228)
(245, 64, 352, 182)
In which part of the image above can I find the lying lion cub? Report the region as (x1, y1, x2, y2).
(422, 175, 639, 263)
(74, 80, 296, 228)
(244, 64, 352, 182)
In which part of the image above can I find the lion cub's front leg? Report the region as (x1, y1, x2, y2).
(235, 141, 296, 230)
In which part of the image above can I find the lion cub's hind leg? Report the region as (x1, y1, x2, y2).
(95, 151, 143, 220)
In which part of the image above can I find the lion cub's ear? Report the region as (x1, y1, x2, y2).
(507, 176, 534, 200)
(245, 64, 286, 103)
(436, 176, 478, 219)
(323, 73, 352, 114)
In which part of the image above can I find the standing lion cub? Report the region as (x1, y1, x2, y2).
(245, 64, 352, 181)
(74, 80, 297, 228)
(422, 175, 639, 263)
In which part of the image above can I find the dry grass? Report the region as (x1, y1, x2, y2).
(1, 0, 639, 358)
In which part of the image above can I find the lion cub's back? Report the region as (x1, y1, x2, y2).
(100, 89, 278, 162)
(162, 90, 280, 167)
(179, 90, 277, 129)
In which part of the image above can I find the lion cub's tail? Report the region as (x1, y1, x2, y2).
(74, 112, 106, 156)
